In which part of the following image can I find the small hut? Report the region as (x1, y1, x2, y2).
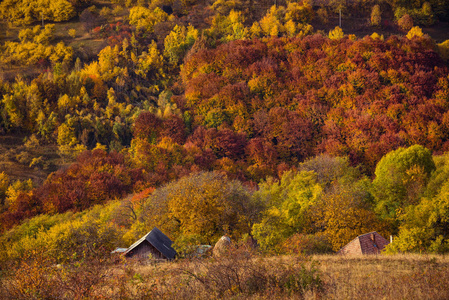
(124, 227, 177, 260)
(338, 232, 389, 255)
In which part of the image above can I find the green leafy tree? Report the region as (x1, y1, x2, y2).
(372, 145, 435, 230)
(135, 41, 165, 89)
(386, 153, 449, 253)
(3, 202, 124, 263)
(420, 1, 435, 25)
(252, 171, 322, 252)
(386, 179, 449, 254)
(299, 155, 362, 190)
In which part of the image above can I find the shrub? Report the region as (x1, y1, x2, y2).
(398, 14, 414, 31)
(438, 40, 449, 62)
(329, 26, 344, 40)
(176, 246, 324, 298)
(1, 254, 113, 299)
(316, 7, 328, 24)
(371, 5, 381, 27)
(1, 253, 59, 299)
(406, 26, 424, 39)
(281, 234, 333, 255)
(419, 2, 434, 26)
(394, 2, 434, 26)
(68, 28, 76, 38)
(285, 1, 314, 24)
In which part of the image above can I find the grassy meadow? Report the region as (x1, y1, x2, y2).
(2, 250, 449, 299)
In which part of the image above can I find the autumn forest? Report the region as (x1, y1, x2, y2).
(1, 0, 449, 298)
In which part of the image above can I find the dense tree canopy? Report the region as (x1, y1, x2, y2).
(1, 0, 449, 265)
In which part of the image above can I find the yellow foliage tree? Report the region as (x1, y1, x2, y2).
(329, 26, 344, 40)
(211, 0, 243, 15)
(0, 0, 75, 25)
(259, 5, 285, 37)
(406, 26, 424, 39)
(313, 182, 383, 251)
(285, 0, 314, 24)
(0, 172, 10, 207)
(164, 24, 198, 65)
(98, 45, 121, 81)
(438, 39, 449, 62)
(49, 0, 75, 22)
(128, 6, 168, 33)
(140, 172, 259, 245)
(135, 41, 165, 90)
(370, 4, 381, 27)
(209, 10, 248, 42)
(370, 32, 384, 40)
(5, 179, 34, 211)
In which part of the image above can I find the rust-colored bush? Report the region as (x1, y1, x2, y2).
(398, 14, 414, 31)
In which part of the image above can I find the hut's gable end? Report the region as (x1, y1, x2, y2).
(339, 237, 362, 255)
(125, 240, 165, 259)
(123, 227, 177, 260)
(338, 232, 389, 255)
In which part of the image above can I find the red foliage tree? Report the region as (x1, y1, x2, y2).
(133, 112, 162, 143)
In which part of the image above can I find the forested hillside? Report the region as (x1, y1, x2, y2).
(1, 0, 449, 295)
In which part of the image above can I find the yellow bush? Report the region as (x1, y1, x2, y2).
(406, 26, 424, 39)
(68, 28, 76, 38)
(329, 26, 344, 40)
(438, 40, 449, 62)
(371, 4, 381, 27)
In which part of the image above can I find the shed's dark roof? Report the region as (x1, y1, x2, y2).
(124, 227, 177, 259)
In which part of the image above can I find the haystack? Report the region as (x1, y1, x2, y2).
(213, 236, 231, 257)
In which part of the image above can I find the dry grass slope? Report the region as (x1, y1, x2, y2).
(110, 253, 449, 299)
(314, 254, 449, 300)
(2, 250, 449, 299)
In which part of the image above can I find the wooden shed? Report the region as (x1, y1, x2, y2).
(124, 227, 177, 260)
(338, 232, 389, 255)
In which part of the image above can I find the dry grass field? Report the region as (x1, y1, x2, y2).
(99, 252, 449, 299)
(118, 253, 449, 299)
(312, 254, 449, 299)
(2, 249, 449, 299)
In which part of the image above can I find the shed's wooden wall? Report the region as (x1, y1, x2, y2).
(126, 241, 165, 259)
